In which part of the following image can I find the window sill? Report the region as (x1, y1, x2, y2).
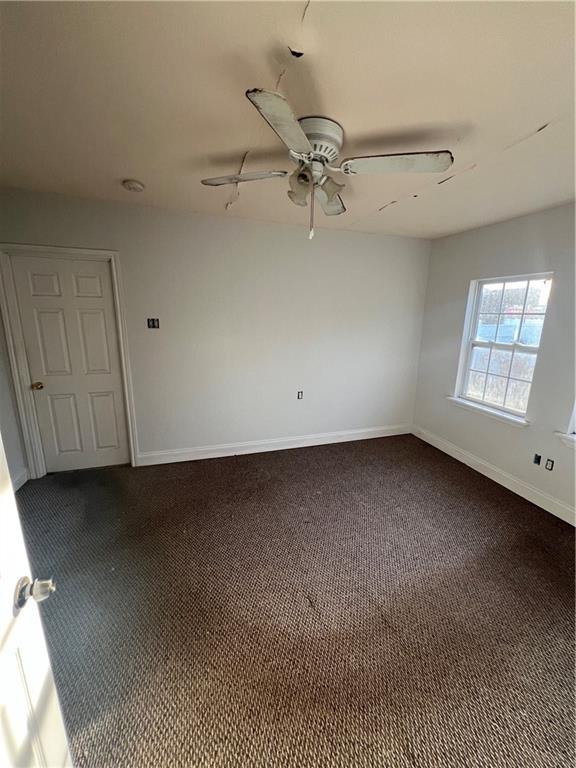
(446, 396, 530, 427)
(555, 432, 576, 449)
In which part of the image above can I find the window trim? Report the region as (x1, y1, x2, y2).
(447, 395, 530, 427)
(555, 432, 576, 448)
(569, 404, 576, 435)
(555, 405, 576, 448)
(454, 271, 553, 419)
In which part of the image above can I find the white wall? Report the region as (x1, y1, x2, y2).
(414, 203, 575, 523)
(0, 187, 429, 468)
(1, 188, 572, 525)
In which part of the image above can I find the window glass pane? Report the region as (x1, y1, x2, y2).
(479, 283, 503, 313)
(505, 379, 531, 413)
(510, 351, 536, 382)
(476, 314, 498, 342)
(519, 315, 544, 346)
(470, 346, 489, 372)
(488, 349, 512, 377)
(466, 371, 486, 400)
(525, 279, 551, 313)
(484, 374, 507, 406)
(496, 315, 521, 343)
(501, 281, 527, 314)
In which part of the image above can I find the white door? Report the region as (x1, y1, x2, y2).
(12, 255, 129, 472)
(0, 430, 71, 767)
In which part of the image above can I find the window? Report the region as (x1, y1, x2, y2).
(458, 274, 552, 416)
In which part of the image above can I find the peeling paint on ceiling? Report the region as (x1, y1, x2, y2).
(0, 1, 573, 238)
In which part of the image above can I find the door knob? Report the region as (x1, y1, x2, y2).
(31, 381, 44, 390)
(14, 576, 56, 612)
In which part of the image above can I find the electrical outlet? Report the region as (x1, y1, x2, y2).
(533, 454, 541, 465)
(545, 458, 554, 471)
(147, 318, 160, 329)
(297, 391, 303, 400)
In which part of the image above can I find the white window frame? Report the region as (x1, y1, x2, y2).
(453, 271, 553, 420)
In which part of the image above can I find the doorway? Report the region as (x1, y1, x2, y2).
(0, 245, 136, 477)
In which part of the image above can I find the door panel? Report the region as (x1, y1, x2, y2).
(78, 310, 111, 373)
(35, 309, 72, 376)
(0, 430, 71, 767)
(72, 272, 102, 298)
(29, 271, 61, 297)
(12, 255, 129, 472)
(89, 391, 120, 449)
(48, 394, 83, 454)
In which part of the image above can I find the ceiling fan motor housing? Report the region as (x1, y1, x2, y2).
(298, 117, 344, 165)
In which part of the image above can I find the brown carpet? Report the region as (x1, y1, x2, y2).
(16, 435, 574, 768)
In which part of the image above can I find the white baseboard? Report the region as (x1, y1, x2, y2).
(12, 468, 29, 491)
(136, 424, 410, 467)
(412, 426, 575, 526)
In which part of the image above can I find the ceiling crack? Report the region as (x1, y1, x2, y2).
(274, 66, 287, 91)
(378, 201, 398, 211)
(503, 121, 552, 151)
(377, 161, 478, 212)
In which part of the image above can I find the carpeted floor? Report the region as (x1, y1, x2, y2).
(17, 435, 574, 768)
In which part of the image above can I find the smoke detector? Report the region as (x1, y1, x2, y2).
(122, 179, 145, 192)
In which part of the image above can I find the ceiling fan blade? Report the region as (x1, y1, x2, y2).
(201, 170, 287, 186)
(246, 89, 313, 155)
(316, 187, 346, 216)
(340, 151, 454, 175)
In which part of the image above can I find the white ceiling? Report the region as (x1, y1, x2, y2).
(0, 1, 573, 238)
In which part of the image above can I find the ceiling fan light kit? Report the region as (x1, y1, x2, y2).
(201, 89, 454, 239)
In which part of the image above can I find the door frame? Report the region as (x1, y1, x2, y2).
(0, 243, 138, 478)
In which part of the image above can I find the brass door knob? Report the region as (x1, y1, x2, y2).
(31, 381, 44, 390)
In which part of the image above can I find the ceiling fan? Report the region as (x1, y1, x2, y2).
(202, 89, 454, 238)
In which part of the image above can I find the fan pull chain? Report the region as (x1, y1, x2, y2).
(309, 181, 315, 239)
